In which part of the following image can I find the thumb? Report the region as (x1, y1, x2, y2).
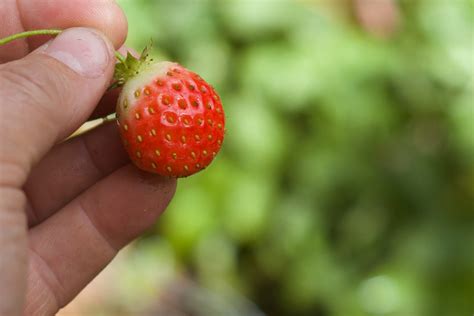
(0, 27, 116, 187)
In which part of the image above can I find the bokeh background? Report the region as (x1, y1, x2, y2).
(60, 0, 474, 315)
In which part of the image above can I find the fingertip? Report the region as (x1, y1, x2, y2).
(117, 45, 139, 58)
(130, 167, 178, 222)
(135, 168, 178, 206)
(103, 1, 129, 48)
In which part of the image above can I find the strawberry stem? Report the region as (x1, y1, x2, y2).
(0, 29, 62, 46)
(0, 29, 126, 62)
(0, 29, 139, 91)
(114, 51, 127, 65)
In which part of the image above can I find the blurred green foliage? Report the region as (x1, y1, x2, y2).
(109, 1, 474, 315)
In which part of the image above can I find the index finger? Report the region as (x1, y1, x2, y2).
(0, 0, 127, 63)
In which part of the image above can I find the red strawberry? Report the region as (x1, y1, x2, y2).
(114, 49, 225, 178)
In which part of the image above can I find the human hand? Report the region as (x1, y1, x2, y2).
(0, 1, 176, 315)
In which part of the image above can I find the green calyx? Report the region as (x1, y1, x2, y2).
(111, 43, 153, 90)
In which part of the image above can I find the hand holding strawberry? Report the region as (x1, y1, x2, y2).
(0, 2, 180, 312)
(0, 6, 226, 312)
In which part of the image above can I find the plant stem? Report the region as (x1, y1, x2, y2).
(0, 29, 62, 46)
(1, 29, 134, 91)
(0, 29, 126, 63)
(115, 52, 126, 64)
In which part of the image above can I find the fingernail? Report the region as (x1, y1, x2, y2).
(43, 28, 112, 78)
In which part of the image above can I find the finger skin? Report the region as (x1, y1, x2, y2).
(24, 122, 129, 227)
(0, 0, 127, 63)
(25, 166, 177, 315)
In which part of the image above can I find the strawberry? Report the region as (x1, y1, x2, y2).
(113, 48, 225, 178)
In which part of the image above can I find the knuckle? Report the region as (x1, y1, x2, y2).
(0, 185, 27, 212)
(0, 157, 29, 188)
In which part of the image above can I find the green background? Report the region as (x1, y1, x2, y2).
(72, 1, 474, 315)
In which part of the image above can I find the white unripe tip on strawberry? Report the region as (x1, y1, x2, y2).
(118, 61, 178, 115)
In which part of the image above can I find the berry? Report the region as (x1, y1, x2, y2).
(114, 49, 225, 178)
